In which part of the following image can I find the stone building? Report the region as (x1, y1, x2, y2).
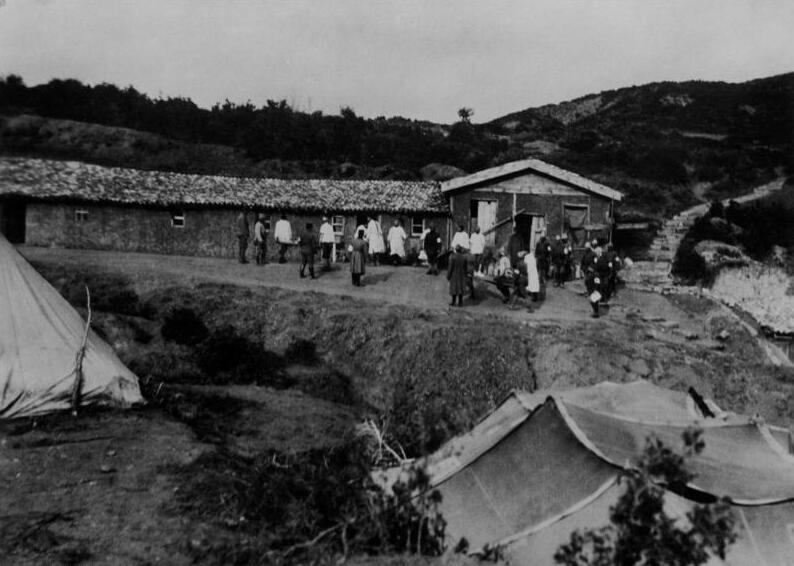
(0, 157, 449, 261)
(441, 159, 623, 256)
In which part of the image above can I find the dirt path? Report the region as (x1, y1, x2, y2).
(19, 245, 698, 328)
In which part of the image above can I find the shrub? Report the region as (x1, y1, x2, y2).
(196, 325, 288, 386)
(672, 238, 707, 284)
(555, 429, 736, 566)
(171, 439, 446, 564)
(161, 307, 208, 345)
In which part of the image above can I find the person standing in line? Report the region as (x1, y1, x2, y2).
(274, 214, 293, 263)
(366, 215, 385, 265)
(494, 249, 513, 303)
(424, 224, 442, 275)
(508, 250, 528, 309)
(561, 235, 573, 283)
(605, 243, 622, 299)
(451, 223, 470, 252)
(469, 226, 485, 272)
(387, 219, 407, 265)
(350, 228, 368, 286)
(535, 231, 551, 282)
(507, 226, 523, 270)
(525, 250, 540, 307)
(253, 213, 268, 265)
(550, 235, 564, 287)
(464, 248, 477, 301)
(319, 216, 335, 272)
(298, 223, 319, 279)
(447, 245, 467, 307)
(236, 210, 250, 264)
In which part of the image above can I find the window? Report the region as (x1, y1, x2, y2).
(170, 210, 185, 228)
(411, 217, 425, 237)
(74, 209, 89, 222)
(332, 215, 345, 235)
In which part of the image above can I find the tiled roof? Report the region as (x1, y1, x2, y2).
(0, 157, 449, 214)
(441, 158, 623, 201)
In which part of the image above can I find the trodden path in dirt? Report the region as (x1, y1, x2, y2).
(19, 245, 696, 327)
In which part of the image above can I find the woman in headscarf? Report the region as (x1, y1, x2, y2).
(350, 228, 368, 287)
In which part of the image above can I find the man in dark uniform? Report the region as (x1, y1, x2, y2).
(424, 224, 442, 275)
(534, 232, 551, 283)
(605, 243, 622, 299)
(581, 242, 596, 295)
(236, 210, 249, 264)
(550, 236, 565, 287)
(298, 223, 319, 279)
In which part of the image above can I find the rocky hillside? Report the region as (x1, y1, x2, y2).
(489, 73, 794, 217)
(1, 73, 792, 216)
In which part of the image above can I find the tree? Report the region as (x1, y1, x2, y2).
(555, 429, 736, 566)
(457, 107, 474, 123)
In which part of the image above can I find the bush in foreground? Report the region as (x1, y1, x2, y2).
(555, 429, 736, 566)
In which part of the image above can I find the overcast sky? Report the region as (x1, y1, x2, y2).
(1, 0, 793, 123)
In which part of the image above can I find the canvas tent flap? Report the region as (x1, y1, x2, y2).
(435, 402, 618, 550)
(0, 234, 142, 418)
(561, 403, 794, 504)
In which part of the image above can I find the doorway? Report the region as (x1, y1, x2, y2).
(471, 200, 497, 246)
(0, 201, 26, 243)
(515, 212, 545, 252)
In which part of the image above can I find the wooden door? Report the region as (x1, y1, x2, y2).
(476, 200, 497, 246)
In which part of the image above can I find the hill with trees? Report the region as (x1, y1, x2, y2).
(1, 72, 792, 219)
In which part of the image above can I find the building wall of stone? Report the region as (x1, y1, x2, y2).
(22, 202, 449, 261)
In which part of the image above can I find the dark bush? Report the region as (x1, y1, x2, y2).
(284, 339, 318, 364)
(161, 307, 208, 345)
(196, 325, 288, 386)
(171, 439, 446, 563)
(672, 238, 707, 284)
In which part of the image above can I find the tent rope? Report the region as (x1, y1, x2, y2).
(71, 285, 91, 416)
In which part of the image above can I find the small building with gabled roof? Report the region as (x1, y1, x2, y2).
(441, 158, 623, 254)
(0, 157, 450, 260)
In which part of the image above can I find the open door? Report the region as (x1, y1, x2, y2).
(0, 200, 26, 244)
(472, 200, 497, 246)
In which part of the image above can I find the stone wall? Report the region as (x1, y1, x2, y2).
(23, 203, 448, 261)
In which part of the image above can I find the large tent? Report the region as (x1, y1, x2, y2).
(376, 381, 794, 565)
(0, 234, 142, 418)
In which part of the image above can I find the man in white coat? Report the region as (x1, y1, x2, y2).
(451, 223, 470, 252)
(469, 226, 485, 273)
(319, 216, 335, 271)
(366, 215, 385, 265)
(274, 214, 293, 263)
(387, 219, 407, 265)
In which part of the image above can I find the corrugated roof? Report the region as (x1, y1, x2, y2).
(440, 158, 623, 201)
(0, 157, 449, 214)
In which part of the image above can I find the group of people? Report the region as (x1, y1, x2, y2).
(580, 240, 622, 318)
(443, 225, 623, 316)
(234, 212, 425, 287)
(236, 211, 623, 308)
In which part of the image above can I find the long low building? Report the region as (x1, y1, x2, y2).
(0, 157, 450, 260)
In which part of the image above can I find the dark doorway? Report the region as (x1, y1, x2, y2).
(514, 212, 534, 251)
(0, 201, 26, 243)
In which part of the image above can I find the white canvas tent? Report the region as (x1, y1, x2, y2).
(377, 381, 794, 565)
(0, 234, 142, 418)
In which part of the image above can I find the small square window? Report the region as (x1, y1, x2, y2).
(332, 215, 344, 235)
(171, 211, 185, 228)
(411, 217, 425, 237)
(75, 209, 89, 222)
